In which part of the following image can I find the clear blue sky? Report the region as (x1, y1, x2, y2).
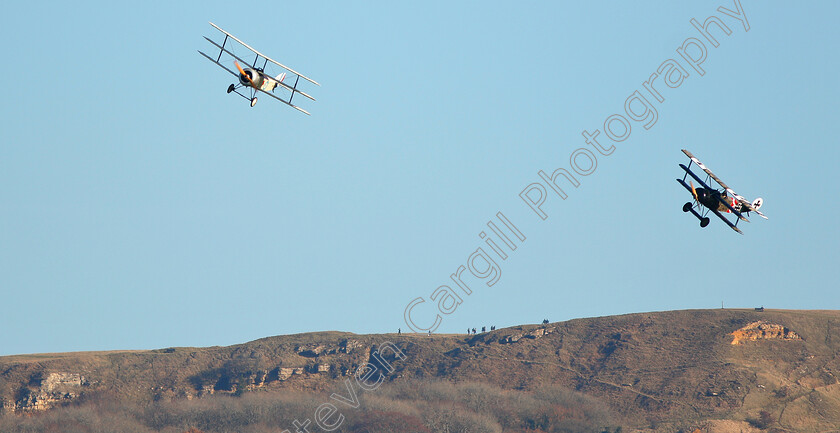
(1, 1, 838, 356)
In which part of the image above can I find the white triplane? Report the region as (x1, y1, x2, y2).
(198, 22, 319, 114)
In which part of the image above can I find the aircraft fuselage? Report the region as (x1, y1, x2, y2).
(694, 187, 737, 213)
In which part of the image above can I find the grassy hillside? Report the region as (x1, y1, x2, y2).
(1, 309, 838, 432)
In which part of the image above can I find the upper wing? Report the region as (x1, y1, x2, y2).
(208, 22, 320, 87)
(681, 149, 732, 191)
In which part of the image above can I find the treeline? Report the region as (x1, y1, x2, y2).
(0, 381, 617, 433)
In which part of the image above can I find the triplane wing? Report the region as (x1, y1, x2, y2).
(198, 22, 319, 114)
(677, 149, 767, 234)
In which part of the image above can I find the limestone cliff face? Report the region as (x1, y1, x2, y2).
(730, 321, 803, 345)
(14, 372, 87, 412)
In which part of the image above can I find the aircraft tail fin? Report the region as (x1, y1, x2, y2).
(275, 72, 286, 82)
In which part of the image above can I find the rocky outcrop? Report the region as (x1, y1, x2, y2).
(1, 398, 14, 415)
(730, 321, 802, 345)
(186, 337, 375, 397)
(42, 372, 85, 391)
(296, 345, 327, 357)
(500, 326, 556, 344)
(15, 372, 87, 412)
(273, 363, 331, 381)
(295, 339, 363, 357)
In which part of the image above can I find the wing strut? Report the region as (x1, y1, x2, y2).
(216, 35, 228, 63)
(289, 75, 300, 105)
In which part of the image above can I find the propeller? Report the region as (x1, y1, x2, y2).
(235, 60, 256, 87)
(690, 180, 698, 200)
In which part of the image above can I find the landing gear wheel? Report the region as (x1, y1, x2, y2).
(700, 217, 710, 228)
(682, 202, 692, 212)
(250, 97, 258, 107)
(227, 84, 235, 94)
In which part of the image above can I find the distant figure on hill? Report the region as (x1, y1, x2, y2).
(542, 319, 549, 325)
(472, 328, 476, 335)
(398, 328, 401, 334)
(491, 325, 495, 331)
(481, 326, 486, 333)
